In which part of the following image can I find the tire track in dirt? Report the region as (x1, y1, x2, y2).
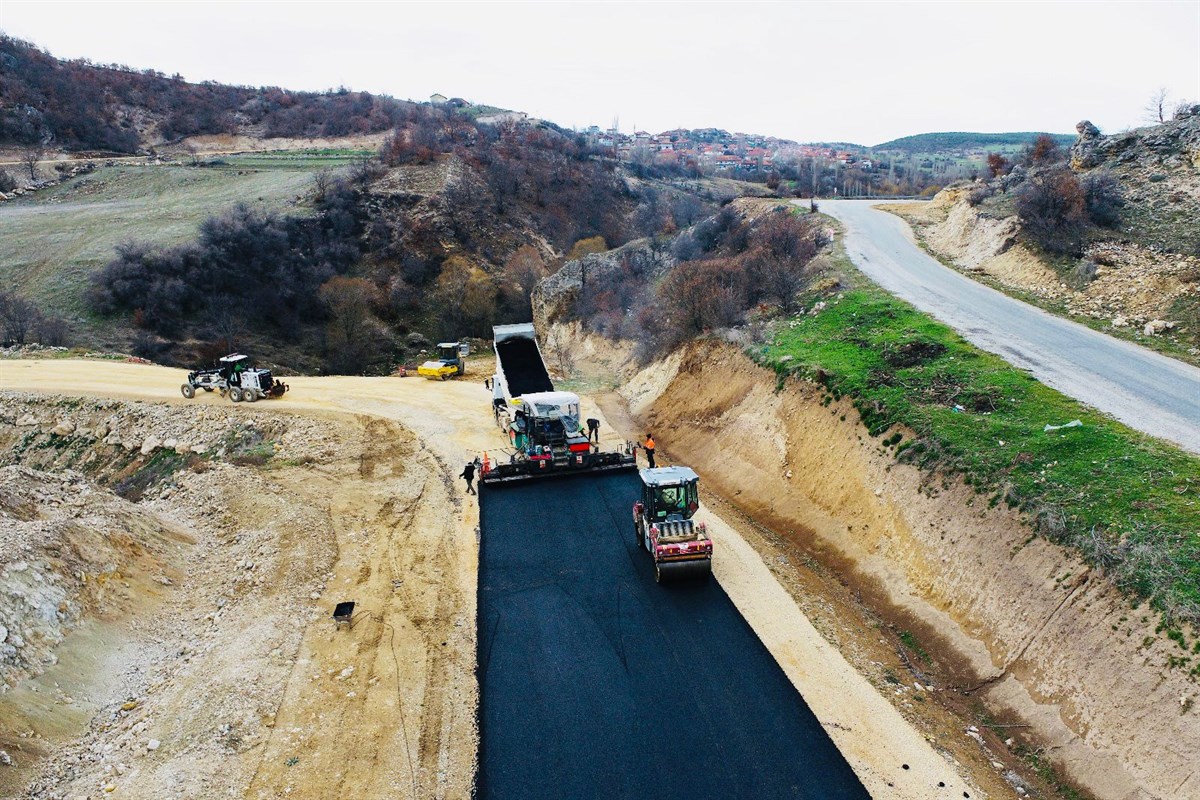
(243, 414, 473, 799)
(374, 430, 470, 799)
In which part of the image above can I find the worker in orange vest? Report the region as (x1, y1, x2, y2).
(643, 433, 656, 468)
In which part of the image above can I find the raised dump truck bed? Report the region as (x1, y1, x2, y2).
(492, 323, 554, 402)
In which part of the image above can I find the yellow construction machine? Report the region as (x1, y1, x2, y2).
(417, 342, 470, 380)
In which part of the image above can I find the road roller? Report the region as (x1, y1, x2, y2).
(632, 466, 712, 583)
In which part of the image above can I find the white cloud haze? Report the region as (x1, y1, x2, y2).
(2, 0, 1198, 144)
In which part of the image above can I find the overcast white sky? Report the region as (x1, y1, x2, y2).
(2, 1, 1198, 145)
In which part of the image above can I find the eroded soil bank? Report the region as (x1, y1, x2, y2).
(552, 325, 1199, 800)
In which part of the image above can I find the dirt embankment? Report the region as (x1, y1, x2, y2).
(883, 187, 1200, 357)
(0, 391, 477, 799)
(882, 189, 1062, 295)
(553, 327, 1199, 800)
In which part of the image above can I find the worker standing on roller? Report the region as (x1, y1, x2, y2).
(643, 433, 656, 468)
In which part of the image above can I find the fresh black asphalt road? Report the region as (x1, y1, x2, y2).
(477, 472, 869, 800)
(817, 199, 1200, 455)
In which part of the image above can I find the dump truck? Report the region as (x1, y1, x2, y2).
(481, 323, 635, 485)
(633, 466, 713, 582)
(490, 323, 554, 406)
(417, 342, 470, 380)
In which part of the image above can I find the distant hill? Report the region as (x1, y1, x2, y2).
(872, 131, 1075, 153)
(803, 141, 866, 151)
(0, 34, 413, 153)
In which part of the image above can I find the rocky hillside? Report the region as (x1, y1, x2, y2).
(534, 197, 831, 360)
(1070, 112, 1200, 252)
(888, 109, 1200, 359)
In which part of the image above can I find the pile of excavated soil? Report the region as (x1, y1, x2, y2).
(564, 330, 1197, 800)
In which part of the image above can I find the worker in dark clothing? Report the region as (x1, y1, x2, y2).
(586, 417, 600, 444)
(643, 433, 656, 468)
(460, 461, 477, 495)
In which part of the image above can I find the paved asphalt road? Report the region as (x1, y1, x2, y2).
(816, 200, 1200, 454)
(477, 472, 870, 800)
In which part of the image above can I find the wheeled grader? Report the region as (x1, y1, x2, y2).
(180, 353, 288, 403)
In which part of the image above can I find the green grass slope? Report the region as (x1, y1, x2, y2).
(0, 162, 324, 326)
(759, 282, 1200, 639)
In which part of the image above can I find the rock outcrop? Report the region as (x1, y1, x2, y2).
(894, 112, 1200, 356)
(1068, 119, 1103, 168)
(533, 236, 677, 330)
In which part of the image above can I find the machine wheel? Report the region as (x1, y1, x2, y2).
(245, 391, 258, 403)
(654, 562, 664, 584)
(229, 388, 242, 402)
(181, 384, 195, 399)
(440, 374, 448, 381)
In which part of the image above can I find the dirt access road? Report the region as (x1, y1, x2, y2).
(817, 199, 1200, 454)
(2, 358, 985, 799)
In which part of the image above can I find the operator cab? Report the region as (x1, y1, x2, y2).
(639, 466, 700, 522)
(436, 342, 469, 363)
(218, 353, 249, 380)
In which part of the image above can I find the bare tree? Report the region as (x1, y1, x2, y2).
(184, 142, 201, 166)
(0, 291, 41, 345)
(1144, 87, 1169, 124)
(313, 168, 334, 202)
(35, 315, 70, 347)
(350, 155, 384, 189)
(20, 146, 44, 183)
(503, 245, 547, 315)
(319, 276, 384, 373)
(210, 310, 247, 354)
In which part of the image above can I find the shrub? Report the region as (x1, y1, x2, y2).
(1081, 171, 1123, 228)
(1016, 168, 1088, 255)
(578, 207, 827, 356)
(1023, 134, 1063, 167)
(0, 169, 16, 193)
(1067, 259, 1099, 289)
(566, 236, 608, 261)
(985, 152, 1011, 178)
(90, 183, 363, 339)
(319, 276, 385, 374)
(967, 185, 992, 206)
